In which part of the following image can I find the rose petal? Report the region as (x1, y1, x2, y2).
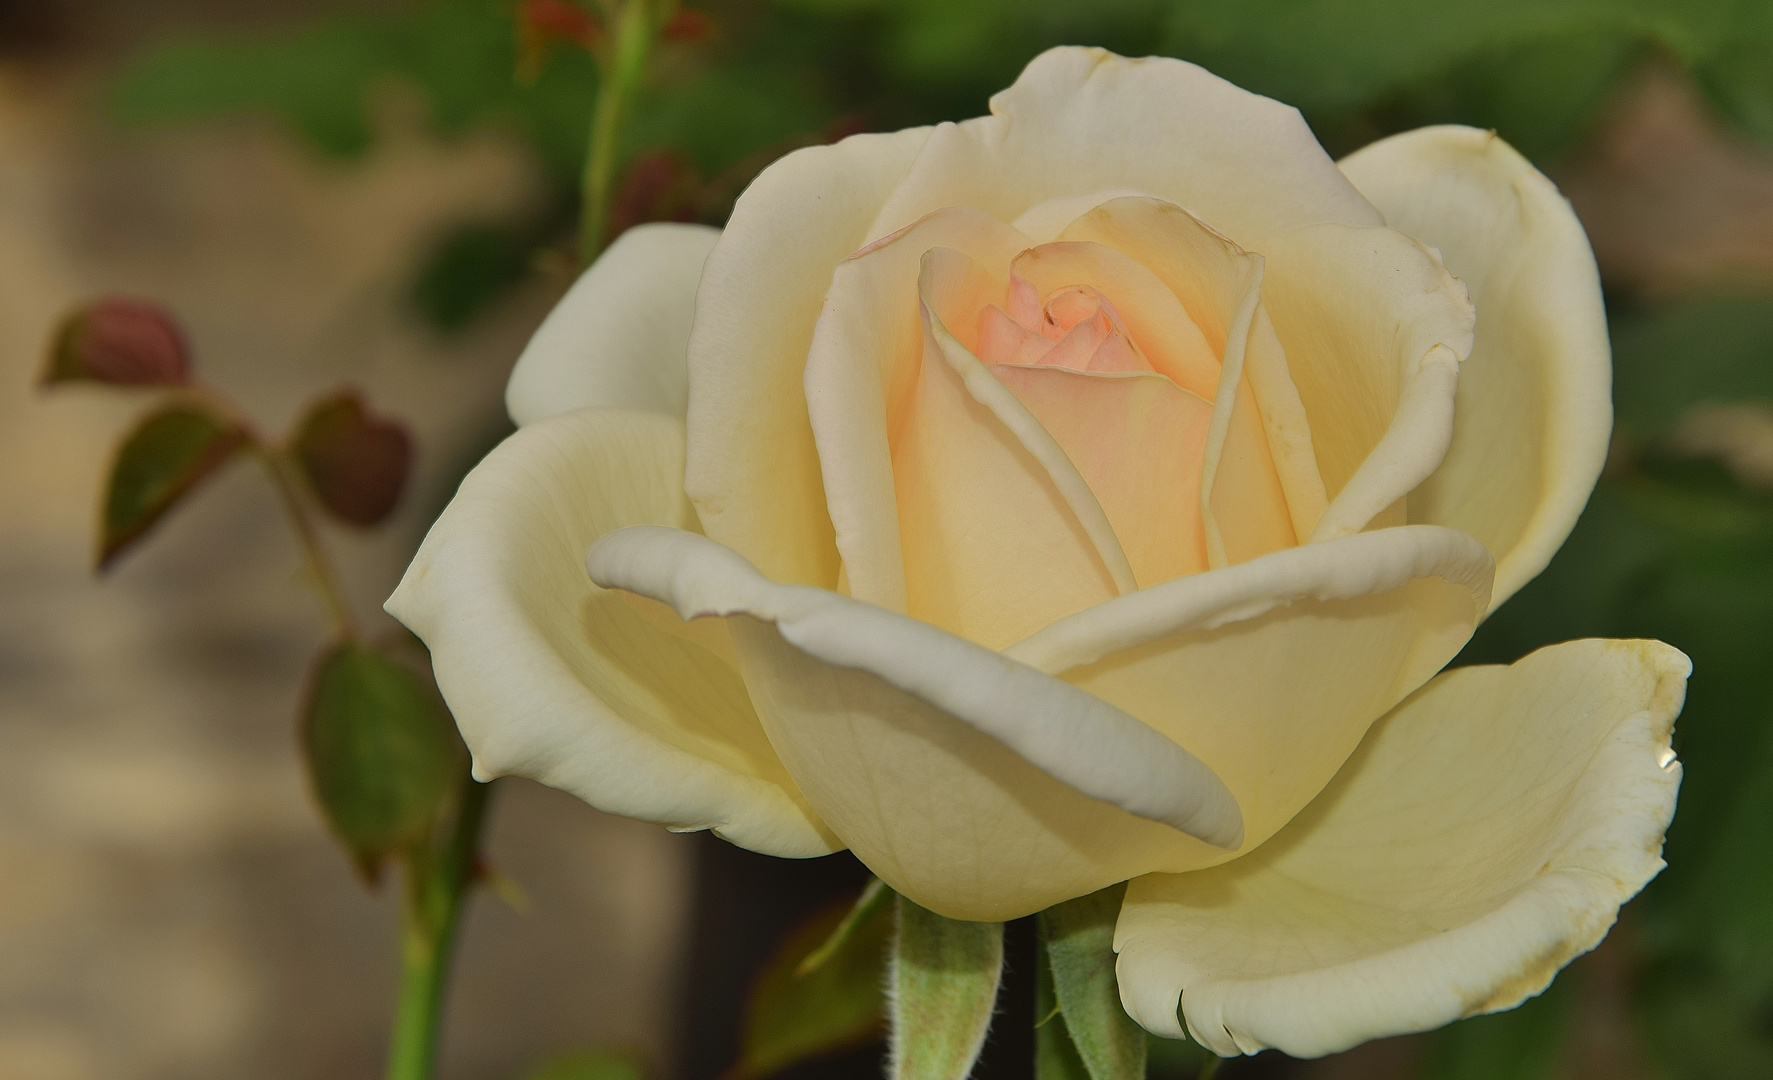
(686, 126, 933, 589)
(989, 364, 1213, 590)
(1256, 222, 1476, 538)
(1010, 242, 1219, 398)
(1004, 525, 1493, 857)
(805, 206, 1031, 611)
(1339, 126, 1611, 613)
(1115, 638, 1687, 1058)
(586, 525, 1244, 921)
(867, 47, 1380, 249)
(506, 223, 719, 425)
(385, 408, 834, 857)
(1056, 198, 1309, 563)
(919, 248, 1139, 596)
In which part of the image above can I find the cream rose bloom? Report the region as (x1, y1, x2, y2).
(388, 47, 1688, 1058)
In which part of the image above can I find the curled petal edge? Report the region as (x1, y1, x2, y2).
(1005, 524, 1494, 676)
(1113, 638, 1687, 1058)
(587, 525, 1245, 850)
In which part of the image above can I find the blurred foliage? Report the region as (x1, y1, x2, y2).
(518, 1049, 648, 1080)
(97, 1, 1773, 1077)
(292, 390, 415, 526)
(110, 0, 1773, 329)
(302, 640, 464, 881)
(99, 404, 247, 568)
(731, 886, 892, 1078)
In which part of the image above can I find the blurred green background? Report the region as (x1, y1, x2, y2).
(12, 0, 1773, 1077)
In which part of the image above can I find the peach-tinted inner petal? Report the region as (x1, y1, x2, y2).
(976, 277, 1153, 375)
(854, 205, 1320, 649)
(991, 365, 1211, 587)
(894, 328, 1122, 650)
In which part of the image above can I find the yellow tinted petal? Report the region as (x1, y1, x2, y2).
(1116, 639, 1687, 1058)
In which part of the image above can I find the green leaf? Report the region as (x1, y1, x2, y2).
(1421, 976, 1573, 1080)
(99, 404, 247, 569)
(1039, 884, 1145, 1080)
(1611, 296, 1773, 440)
(1144, 1032, 1214, 1078)
(520, 1049, 646, 1080)
(410, 219, 542, 330)
(889, 896, 1004, 1080)
(798, 876, 893, 976)
(301, 641, 462, 880)
(734, 884, 893, 1079)
(290, 390, 413, 527)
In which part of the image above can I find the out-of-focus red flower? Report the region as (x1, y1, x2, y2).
(522, 0, 599, 44)
(516, 0, 601, 81)
(663, 9, 715, 42)
(609, 149, 704, 239)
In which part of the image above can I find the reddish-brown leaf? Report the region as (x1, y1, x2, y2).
(45, 297, 191, 387)
(291, 390, 412, 527)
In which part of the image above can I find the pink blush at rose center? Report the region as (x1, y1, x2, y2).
(975, 274, 1153, 375)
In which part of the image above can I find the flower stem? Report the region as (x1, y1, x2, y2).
(1197, 1056, 1223, 1079)
(384, 778, 494, 1080)
(579, 0, 660, 263)
(252, 444, 359, 639)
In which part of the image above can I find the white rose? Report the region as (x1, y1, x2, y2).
(388, 47, 1687, 1058)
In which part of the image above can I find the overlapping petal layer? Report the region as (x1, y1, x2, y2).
(1339, 126, 1611, 612)
(1257, 223, 1475, 537)
(686, 126, 933, 589)
(1007, 525, 1493, 855)
(505, 223, 719, 425)
(586, 525, 1242, 921)
(805, 207, 1030, 612)
(1114, 639, 1688, 1058)
(1056, 197, 1324, 553)
(386, 408, 834, 857)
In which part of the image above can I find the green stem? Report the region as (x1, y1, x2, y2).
(250, 442, 359, 639)
(579, 0, 659, 263)
(385, 778, 494, 1080)
(1197, 1055, 1224, 1079)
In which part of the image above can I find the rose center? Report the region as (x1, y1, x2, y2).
(975, 274, 1153, 375)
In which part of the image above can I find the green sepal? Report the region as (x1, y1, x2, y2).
(1039, 884, 1146, 1080)
(1036, 935, 1092, 1080)
(889, 896, 1004, 1080)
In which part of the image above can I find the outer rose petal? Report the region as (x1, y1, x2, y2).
(591, 524, 1490, 919)
(1115, 639, 1688, 1059)
(586, 526, 1243, 921)
(867, 47, 1381, 248)
(1339, 127, 1611, 612)
(505, 223, 719, 426)
(385, 408, 834, 857)
(686, 127, 932, 589)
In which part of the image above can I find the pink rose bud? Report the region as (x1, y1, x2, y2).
(45, 297, 191, 387)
